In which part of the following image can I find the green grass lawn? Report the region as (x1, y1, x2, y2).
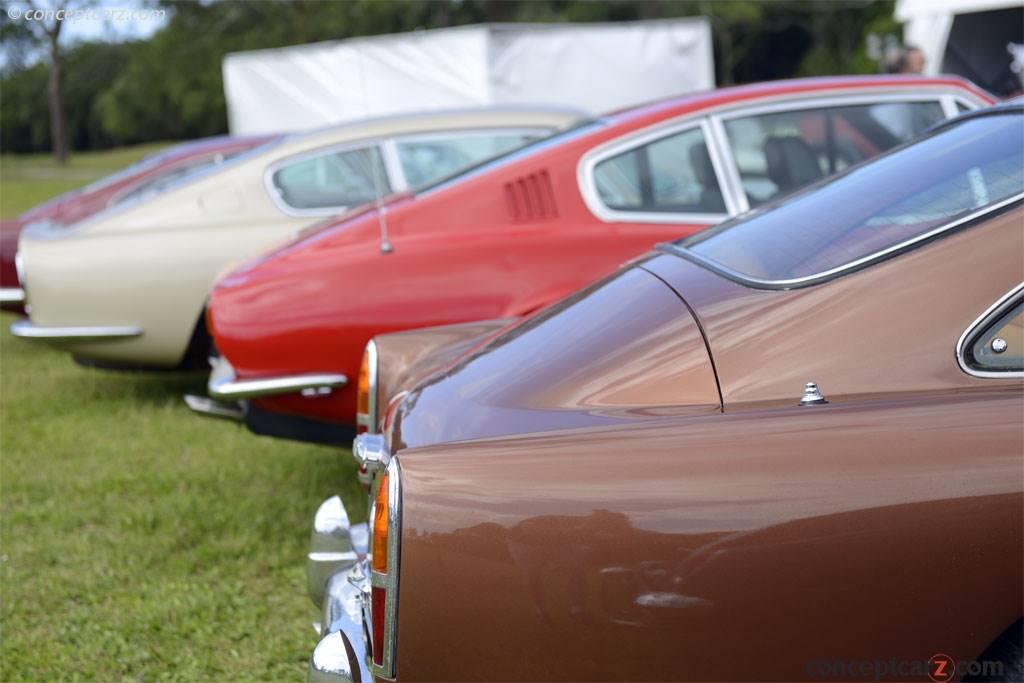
(1, 144, 175, 218)
(0, 152, 367, 679)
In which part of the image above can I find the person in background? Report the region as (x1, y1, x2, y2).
(885, 45, 926, 74)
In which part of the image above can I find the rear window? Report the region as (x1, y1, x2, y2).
(673, 111, 1024, 287)
(112, 151, 249, 206)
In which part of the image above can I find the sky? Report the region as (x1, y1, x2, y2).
(3, 0, 168, 67)
(53, 1, 168, 43)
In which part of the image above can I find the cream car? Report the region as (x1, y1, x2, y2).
(11, 107, 583, 369)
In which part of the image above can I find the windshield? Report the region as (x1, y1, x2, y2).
(672, 110, 1024, 287)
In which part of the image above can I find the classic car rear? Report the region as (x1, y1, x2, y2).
(205, 75, 992, 445)
(309, 105, 1024, 680)
(11, 107, 580, 371)
(0, 134, 272, 313)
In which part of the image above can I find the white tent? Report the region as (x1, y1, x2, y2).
(222, 20, 714, 135)
(896, 0, 1023, 95)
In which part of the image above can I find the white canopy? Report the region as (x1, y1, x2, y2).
(896, 0, 1021, 77)
(223, 20, 714, 135)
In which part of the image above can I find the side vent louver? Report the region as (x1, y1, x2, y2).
(504, 170, 558, 222)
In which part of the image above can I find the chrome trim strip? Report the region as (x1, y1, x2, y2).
(183, 394, 244, 421)
(14, 250, 25, 287)
(956, 282, 1024, 379)
(660, 192, 1024, 291)
(356, 339, 380, 434)
(364, 458, 401, 680)
(207, 356, 347, 400)
(706, 114, 750, 215)
(0, 288, 25, 304)
(380, 139, 409, 193)
(263, 139, 384, 218)
(712, 90, 963, 124)
(940, 94, 959, 118)
(9, 319, 143, 340)
(699, 118, 744, 217)
(576, 86, 985, 227)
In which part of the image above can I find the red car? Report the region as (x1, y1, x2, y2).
(204, 75, 993, 445)
(0, 134, 275, 313)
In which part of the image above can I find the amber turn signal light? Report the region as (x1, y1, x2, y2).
(371, 472, 389, 573)
(356, 347, 370, 434)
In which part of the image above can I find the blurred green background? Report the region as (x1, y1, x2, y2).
(0, 148, 367, 678)
(1, 0, 898, 156)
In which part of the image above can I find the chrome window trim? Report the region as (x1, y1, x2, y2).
(577, 117, 730, 225)
(706, 114, 750, 215)
(577, 86, 987, 227)
(266, 127, 555, 218)
(940, 94, 959, 118)
(712, 90, 965, 124)
(263, 139, 388, 218)
(366, 457, 401, 680)
(659, 191, 1024, 290)
(956, 281, 1024, 379)
(380, 140, 409, 194)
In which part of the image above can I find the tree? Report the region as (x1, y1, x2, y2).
(21, 0, 71, 163)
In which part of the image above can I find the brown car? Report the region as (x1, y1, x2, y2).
(306, 105, 1024, 682)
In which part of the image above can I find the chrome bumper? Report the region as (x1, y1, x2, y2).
(0, 288, 25, 305)
(307, 496, 371, 683)
(183, 394, 244, 421)
(207, 355, 348, 401)
(9, 318, 142, 341)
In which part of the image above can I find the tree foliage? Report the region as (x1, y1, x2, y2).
(1, 0, 897, 154)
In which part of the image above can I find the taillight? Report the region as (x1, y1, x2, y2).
(371, 585, 387, 665)
(356, 340, 378, 434)
(368, 459, 400, 677)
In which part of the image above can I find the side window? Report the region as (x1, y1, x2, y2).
(723, 101, 946, 207)
(396, 132, 541, 189)
(962, 292, 1024, 375)
(271, 146, 389, 212)
(593, 126, 726, 215)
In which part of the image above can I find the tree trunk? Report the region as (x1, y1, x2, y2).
(47, 32, 67, 165)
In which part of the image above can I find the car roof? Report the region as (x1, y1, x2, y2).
(604, 74, 990, 128)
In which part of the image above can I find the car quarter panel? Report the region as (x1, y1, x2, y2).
(641, 205, 1024, 410)
(389, 265, 721, 450)
(18, 213, 308, 366)
(395, 390, 1023, 680)
(374, 318, 521, 420)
